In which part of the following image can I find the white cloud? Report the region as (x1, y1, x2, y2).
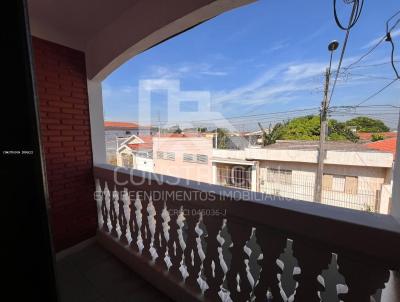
(146, 62, 228, 79)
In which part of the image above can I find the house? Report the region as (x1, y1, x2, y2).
(104, 121, 155, 163)
(366, 137, 397, 155)
(153, 134, 213, 183)
(116, 135, 154, 172)
(213, 141, 395, 213)
(10, 0, 399, 301)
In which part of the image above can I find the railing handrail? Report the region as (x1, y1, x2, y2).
(94, 163, 400, 268)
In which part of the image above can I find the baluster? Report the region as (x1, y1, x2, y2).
(95, 179, 103, 229)
(110, 185, 119, 238)
(183, 207, 201, 294)
(293, 238, 332, 301)
(177, 206, 189, 282)
(153, 199, 166, 269)
(147, 197, 158, 262)
(140, 194, 151, 260)
(317, 253, 348, 302)
(244, 227, 263, 302)
(118, 188, 129, 245)
(276, 238, 301, 302)
(254, 228, 287, 302)
(203, 213, 225, 302)
(167, 204, 182, 281)
(195, 212, 209, 295)
(337, 255, 390, 301)
(161, 202, 172, 270)
(128, 192, 137, 250)
(103, 182, 111, 233)
(225, 220, 253, 301)
(134, 193, 144, 254)
(217, 218, 233, 302)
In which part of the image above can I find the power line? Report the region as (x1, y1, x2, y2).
(355, 78, 399, 107)
(386, 12, 400, 79)
(157, 107, 319, 124)
(343, 13, 400, 71)
(328, 0, 364, 107)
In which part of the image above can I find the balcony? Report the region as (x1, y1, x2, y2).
(10, 0, 400, 301)
(88, 164, 400, 302)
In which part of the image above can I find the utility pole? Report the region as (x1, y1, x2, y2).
(314, 40, 338, 202)
(314, 68, 330, 202)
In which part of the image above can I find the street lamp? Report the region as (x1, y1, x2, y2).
(327, 40, 339, 74)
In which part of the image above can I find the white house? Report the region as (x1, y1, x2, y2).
(116, 135, 154, 173)
(212, 140, 394, 213)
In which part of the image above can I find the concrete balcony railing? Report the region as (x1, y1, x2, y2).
(93, 164, 400, 302)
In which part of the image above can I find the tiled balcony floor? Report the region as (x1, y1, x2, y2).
(56, 242, 173, 302)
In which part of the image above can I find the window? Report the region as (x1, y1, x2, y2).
(157, 151, 175, 161)
(183, 153, 195, 162)
(125, 131, 131, 135)
(121, 153, 133, 168)
(266, 168, 292, 185)
(216, 165, 251, 190)
(196, 154, 208, 164)
(323, 174, 358, 194)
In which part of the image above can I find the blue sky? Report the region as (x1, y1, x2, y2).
(103, 0, 400, 129)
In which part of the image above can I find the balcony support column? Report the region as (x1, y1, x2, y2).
(87, 80, 107, 165)
(391, 113, 400, 220)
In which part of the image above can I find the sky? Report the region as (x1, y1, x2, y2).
(102, 0, 400, 130)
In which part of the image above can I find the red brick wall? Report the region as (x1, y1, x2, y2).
(32, 37, 97, 252)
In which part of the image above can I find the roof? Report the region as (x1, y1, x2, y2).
(257, 140, 385, 152)
(357, 132, 397, 141)
(104, 121, 152, 129)
(365, 138, 397, 155)
(127, 136, 153, 151)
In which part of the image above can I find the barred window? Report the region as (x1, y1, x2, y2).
(323, 174, 358, 194)
(266, 168, 292, 185)
(183, 153, 195, 162)
(196, 154, 208, 164)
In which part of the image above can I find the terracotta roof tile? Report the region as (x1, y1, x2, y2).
(365, 137, 397, 155)
(104, 121, 152, 129)
(357, 132, 397, 140)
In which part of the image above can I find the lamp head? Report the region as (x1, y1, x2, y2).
(328, 40, 339, 52)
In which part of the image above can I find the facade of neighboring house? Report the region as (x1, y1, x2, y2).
(211, 149, 258, 191)
(116, 135, 154, 172)
(153, 134, 213, 183)
(213, 141, 395, 213)
(105, 121, 154, 163)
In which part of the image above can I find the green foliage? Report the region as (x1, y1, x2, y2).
(280, 115, 321, 140)
(216, 128, 229, 149)
(197, 127, 207, 133)
(345, 116, 389, 133)
(371, 133, 384, 142)
(261, 122, 285, 146)
(271, 115, 360, 143)
(329, 119, 359, 142)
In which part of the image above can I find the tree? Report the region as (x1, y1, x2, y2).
(345, 116, 389, 133)
(216, 128, 229, 149)
(275, 115, 359, 142)
(280, 115, 321, 140)
(261, 122, 285, 146)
